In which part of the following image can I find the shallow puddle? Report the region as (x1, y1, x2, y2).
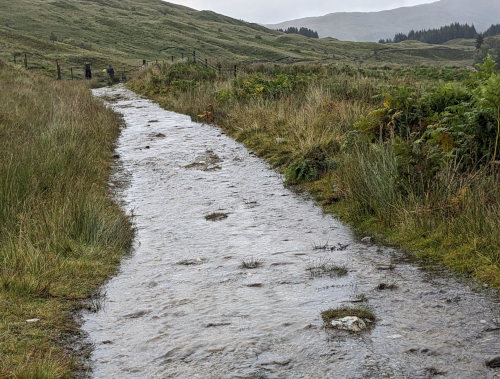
(83, 85, 499, 378)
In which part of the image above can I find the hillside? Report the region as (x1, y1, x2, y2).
(0, 0, 476, 76)
(267, 0, 500, 42)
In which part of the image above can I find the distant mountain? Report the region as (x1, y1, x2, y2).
(267, 0, 500, 42)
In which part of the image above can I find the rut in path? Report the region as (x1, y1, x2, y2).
(83, 85, 499, 379)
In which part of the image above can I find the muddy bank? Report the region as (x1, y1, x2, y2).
(84, 85, 499, 378)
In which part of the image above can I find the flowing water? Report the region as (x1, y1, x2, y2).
(83, 85, 499, 378)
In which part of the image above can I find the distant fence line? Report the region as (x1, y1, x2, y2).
(11, 49, 246, 82)
(11, 48, 315, 83)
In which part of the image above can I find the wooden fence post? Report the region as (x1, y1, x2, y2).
(218, 63, 221, 76)
(234, 64, 237, 78)
(13, 55, 16, 64)
(85, 63, 92, 79)
(143, 59, 147, 66)
(204, 58, 208, 68)
(193, 50, 196, 64)
(24, 54, 28, 69)
(171, 56, 174, 63)
(70, 67, 74, 80)
(56, 60, 61, 80)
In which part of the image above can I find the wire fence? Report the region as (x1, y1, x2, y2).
(9, 47, 317, 83)
(10, 48, 245, 83)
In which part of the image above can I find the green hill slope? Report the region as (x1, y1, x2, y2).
(0, 0, 475, 76)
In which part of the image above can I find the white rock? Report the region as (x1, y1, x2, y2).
(275, 137, 285, 143)
(26, 318, 40, 323)
(361, 236, 372, 244)
(330, 316, 367, 332)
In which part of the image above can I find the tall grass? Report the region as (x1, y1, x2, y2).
(333, 143, 499, 282)
(129, 62, 499, 288)
(0, 60, 133, 376)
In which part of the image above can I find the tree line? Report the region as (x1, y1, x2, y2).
(277, 27, 319, 39)
(484, 24, 500, 38)
(380, 23, 500, 45)
(379, 23, 477, 44)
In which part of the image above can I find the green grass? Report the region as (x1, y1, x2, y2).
(0, 0, 479, 81)
(0, 61, 133, 377)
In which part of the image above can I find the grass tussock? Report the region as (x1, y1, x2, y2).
(306, 259, 348, 278)
(241, 258, 263, 269)
(0, 60, 133, 376)
(128, 61, 499, 289)
(321, 306, 376, 324)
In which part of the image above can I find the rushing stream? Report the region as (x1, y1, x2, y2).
(83, 85, 499, 378)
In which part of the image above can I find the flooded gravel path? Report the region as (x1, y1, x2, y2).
(83, 85, 499, 378)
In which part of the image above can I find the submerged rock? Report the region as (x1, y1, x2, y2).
(330, 316, 367, 332)
(122, 310, 150, 319)
(486, 356, 500, 368)
(205, 212, 228, 221)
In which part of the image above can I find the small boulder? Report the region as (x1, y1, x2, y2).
(330, 316, 367, 332)
(486, 356, 500, 368)
(360, 236, 372, 244)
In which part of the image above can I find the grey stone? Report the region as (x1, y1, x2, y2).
(486, 356, 500, 368)
(330, 316, 367, 332)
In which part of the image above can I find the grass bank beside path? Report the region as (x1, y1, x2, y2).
(0, 61, 133, 377)
(128, 62, 499, 289)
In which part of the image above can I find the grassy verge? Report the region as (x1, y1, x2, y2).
(128, 62, 499, 289)
(0, 60, 133, 376)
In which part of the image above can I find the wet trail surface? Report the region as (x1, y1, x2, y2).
(83, 85, 499, 378)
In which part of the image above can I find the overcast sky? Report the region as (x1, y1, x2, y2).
(165, 0, 438, 24)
